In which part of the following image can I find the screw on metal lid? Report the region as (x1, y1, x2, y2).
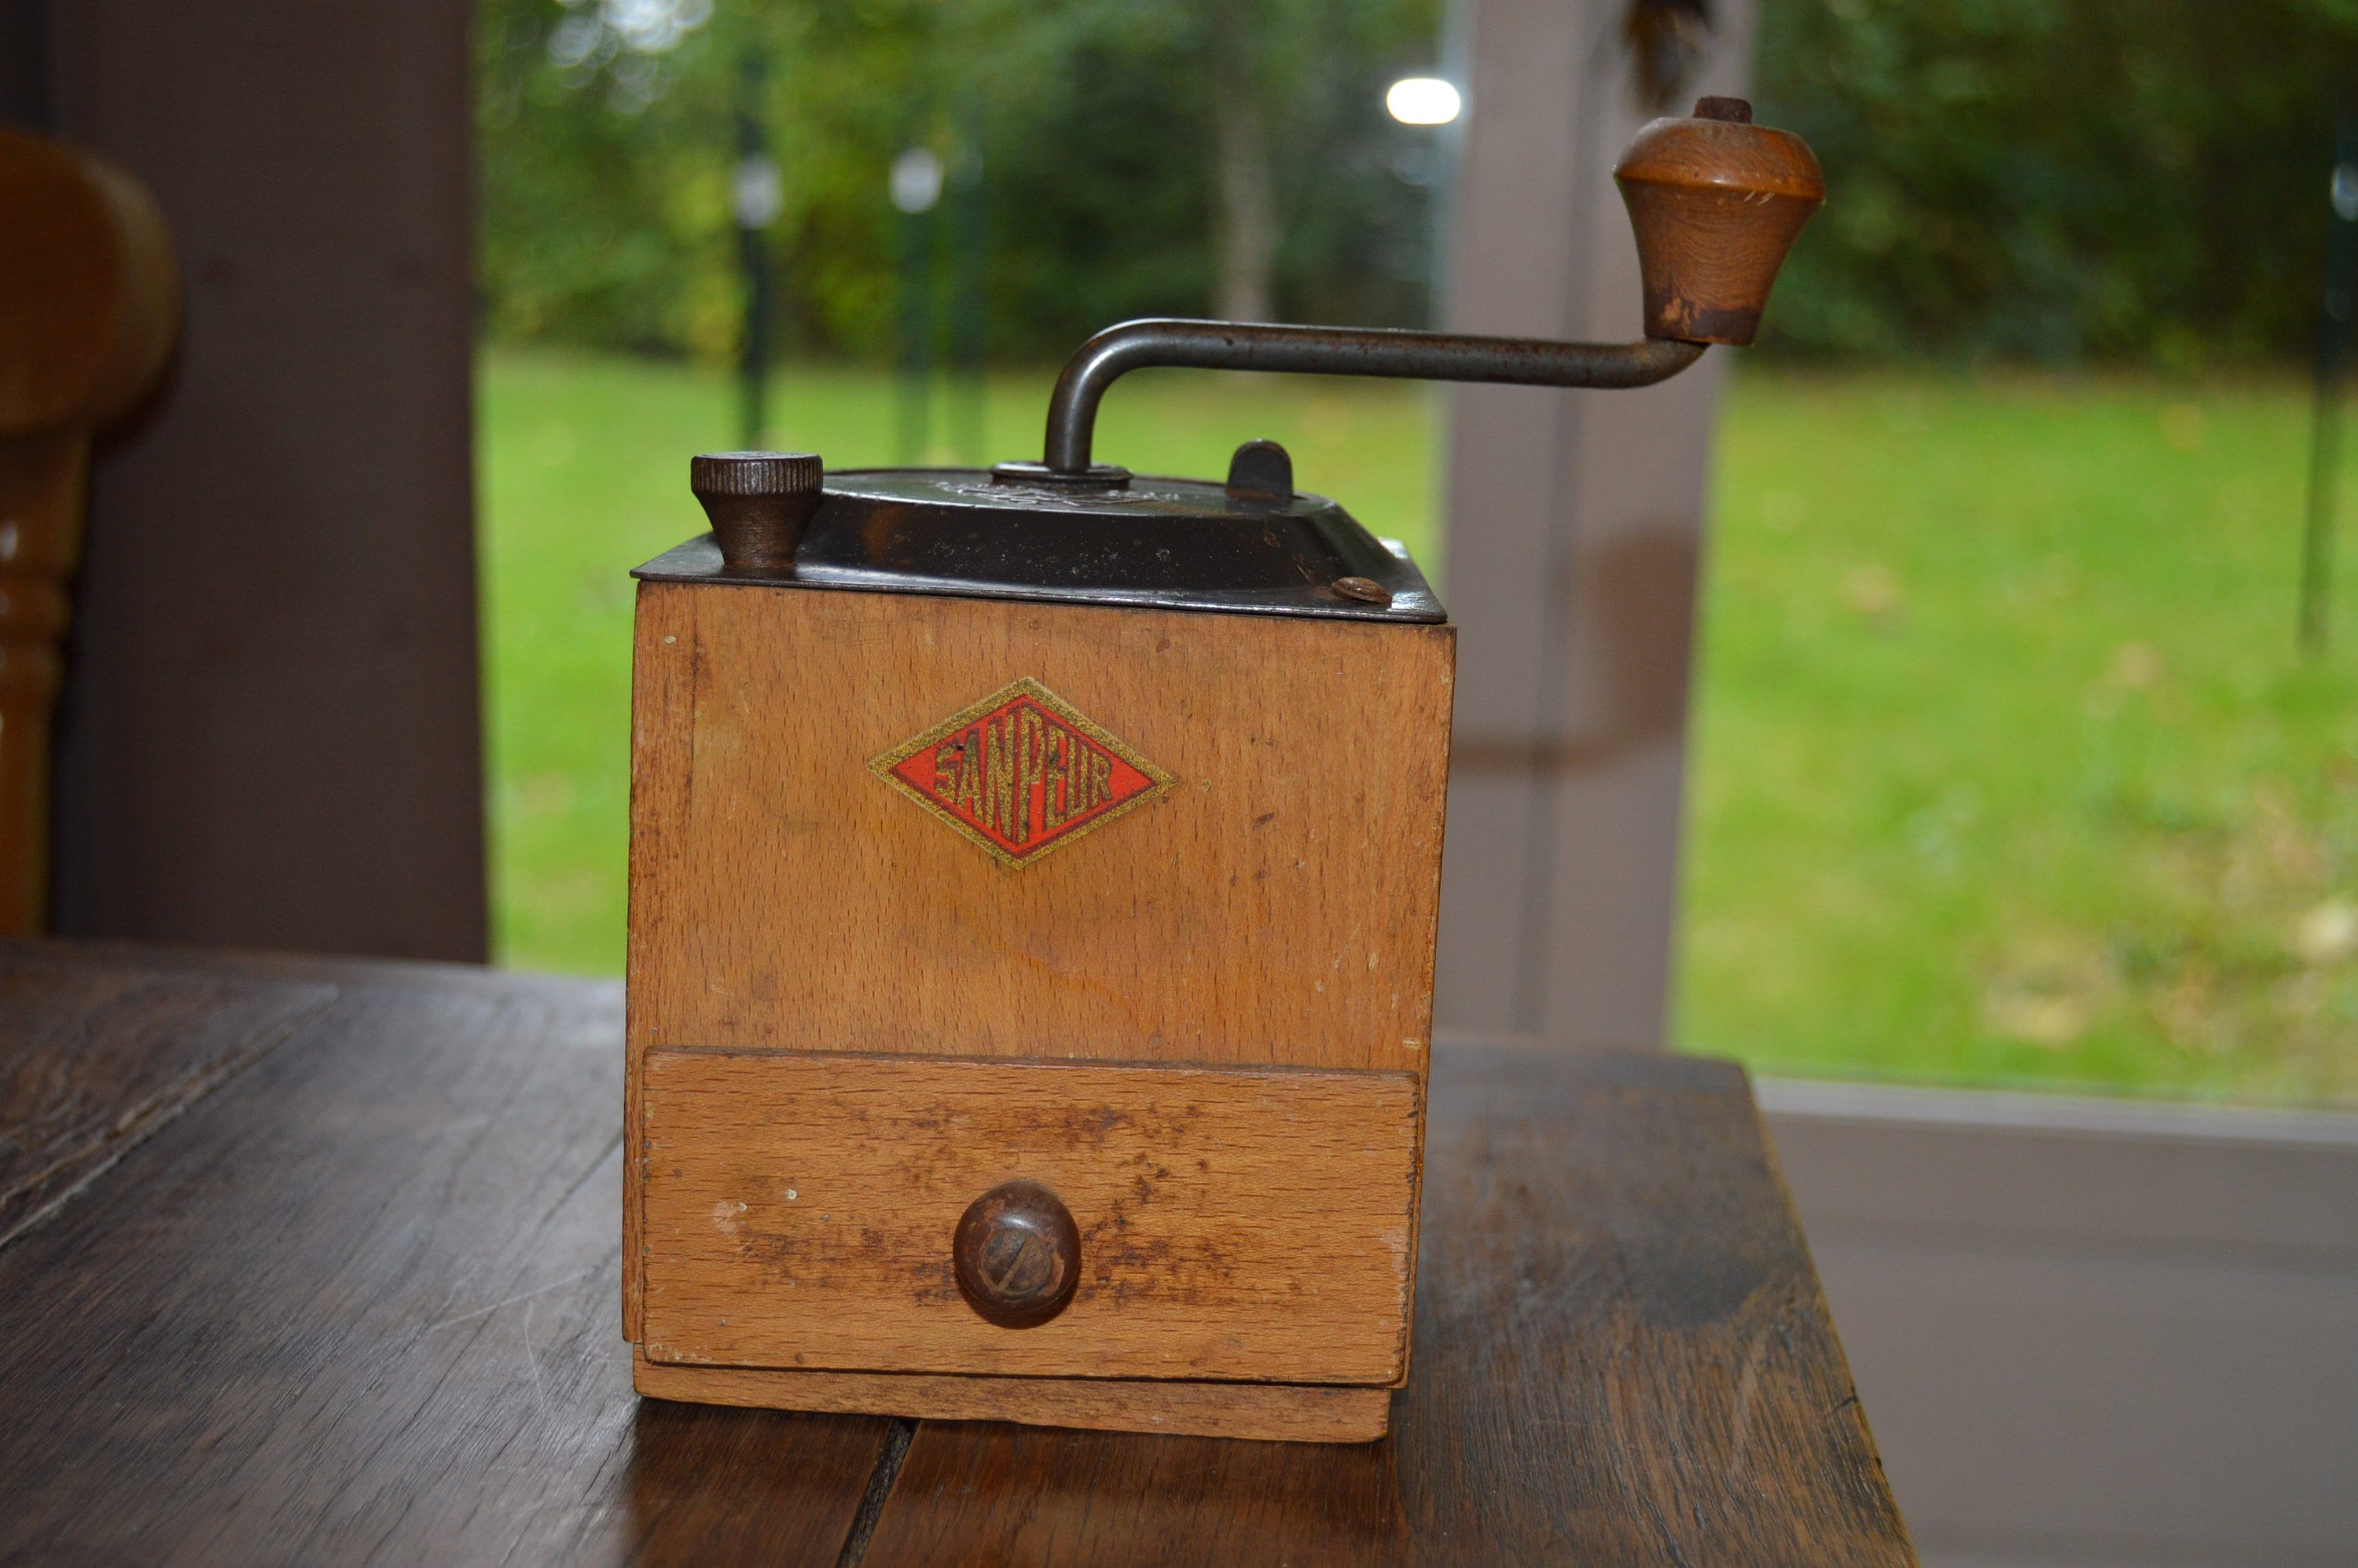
(689, 451, 823, 498)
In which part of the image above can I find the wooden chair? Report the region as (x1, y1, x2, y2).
(0, 126, 178, 935)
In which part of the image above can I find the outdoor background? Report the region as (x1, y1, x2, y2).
(477, 0, 2358, 1106)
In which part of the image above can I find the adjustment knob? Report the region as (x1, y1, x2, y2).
(689, 451, 824, 571)
(953, 1180, 1081, 1329)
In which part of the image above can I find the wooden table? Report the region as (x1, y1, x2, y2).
(0, 941, 1912, 1565)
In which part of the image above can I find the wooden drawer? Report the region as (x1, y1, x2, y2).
(638, 1049, 1423, 1385)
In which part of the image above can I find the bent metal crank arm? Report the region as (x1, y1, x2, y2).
(1012, 96, 1825, 482)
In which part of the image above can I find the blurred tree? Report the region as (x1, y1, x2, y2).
(477, 0, 1442, 365)
(1210, 0, 1278, 321)
(1754, 0, 2358, 365)
(479, 0, 2358, 369)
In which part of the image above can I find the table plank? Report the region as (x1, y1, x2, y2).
(856, 1046, 1915, 1566)
(0, 942, 336, 1246)
(0, 946, 892, 1566)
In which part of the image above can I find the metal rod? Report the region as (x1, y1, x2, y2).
(1039, 319, 1706, 474)
(733, 50, 773, 450)
(2303, 116, 2358, 657)
(949, 102, 989, 465)
(2305, 332, 2345, 657)
(894, 196, 934, 465)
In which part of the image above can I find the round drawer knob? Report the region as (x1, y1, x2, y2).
(953, 1180, 1081, 1329)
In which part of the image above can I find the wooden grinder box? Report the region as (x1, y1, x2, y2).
(623, 448, 1455, 1445)
(623, 97, 1824, 1444)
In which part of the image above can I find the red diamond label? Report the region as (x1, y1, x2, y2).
(869, 678, 1174, 868)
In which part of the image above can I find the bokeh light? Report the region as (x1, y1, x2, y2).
(1386, 78, 1461, 127)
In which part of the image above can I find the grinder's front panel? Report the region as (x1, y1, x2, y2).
(624, 577, 1453, 1414)
(626, 581, 1453, 1067)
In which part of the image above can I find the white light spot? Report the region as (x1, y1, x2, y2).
(891, 147, 945, 214)
(734, 155, 783, 230)
(1387, 77, 1462, 127)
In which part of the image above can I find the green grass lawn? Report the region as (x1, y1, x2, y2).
(1681, 372, 2358, 1105)
(480, 347, 2358, 1105)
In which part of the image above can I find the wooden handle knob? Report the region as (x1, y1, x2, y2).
(1614, 97, 1825, 347)
(690, 451, 823, 571)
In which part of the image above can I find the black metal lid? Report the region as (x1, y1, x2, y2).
(634, 450, 1444, 623)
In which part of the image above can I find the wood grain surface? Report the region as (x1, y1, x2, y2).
(0, 944, 891, 1566)
(0, 943, 333, 1244)
(0, 942, 1909, 1565)
(626, 581, 1454, 1072)
(635, 1352, 1394, 1444)
(625, 582, 1454, 1339)
(856, 1047, 1916, 1566)
(641, 1048, 1421, 1384)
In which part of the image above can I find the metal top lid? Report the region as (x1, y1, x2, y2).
(633, 439, 1442, 623)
